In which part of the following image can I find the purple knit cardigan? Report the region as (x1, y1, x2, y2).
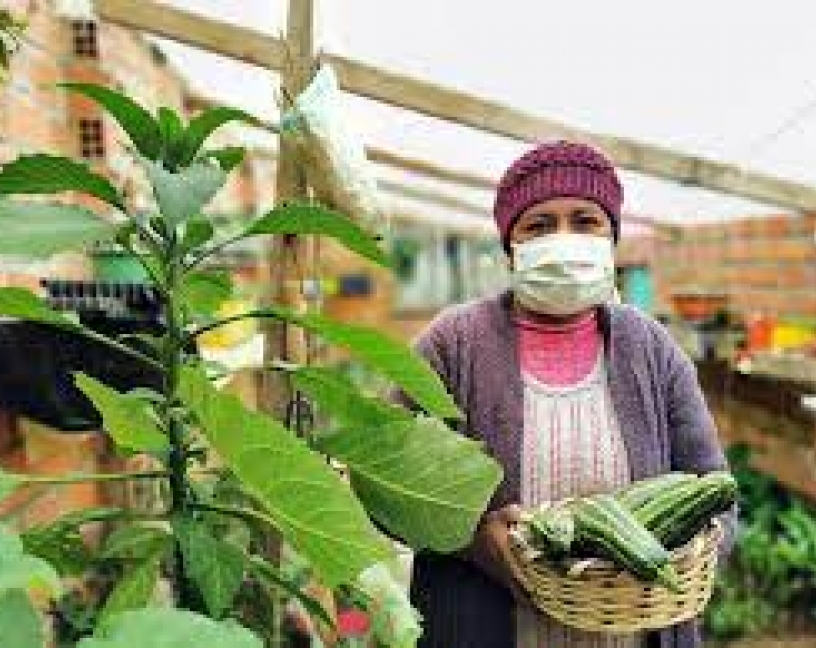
(403, 290, 735, 648)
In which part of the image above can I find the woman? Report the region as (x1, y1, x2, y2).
(404, 140, 734, 648)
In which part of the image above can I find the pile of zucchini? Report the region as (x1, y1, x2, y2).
(515, 471, 737, 592)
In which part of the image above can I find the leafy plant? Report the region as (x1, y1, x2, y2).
(704, 444, 816, 639)
(0, 84, 503, 646)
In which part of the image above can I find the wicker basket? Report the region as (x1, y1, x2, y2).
(511, 522, 723, 633)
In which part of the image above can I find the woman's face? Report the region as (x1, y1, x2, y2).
(508, 197, 612, 248)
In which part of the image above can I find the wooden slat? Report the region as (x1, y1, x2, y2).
(367, 148, 496, 191)
(96, 0, 288, 70)
(96, 0, 816, 212)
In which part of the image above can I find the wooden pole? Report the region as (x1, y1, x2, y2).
(259, 0, 314, 419)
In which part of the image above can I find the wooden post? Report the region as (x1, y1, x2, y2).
(259, 0, 314, 419)
(256, 1, 315, 643)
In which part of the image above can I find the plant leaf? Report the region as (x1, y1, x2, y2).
(98, 552, 162, 624)
(0, 199, 116, 257)
(0, 468, 23, 502)
(0, 287, 78, 329)
(60, 83, 162, 161)
(318, 415, 503, 552)
(178, 106, 260, 167)
(73, 373, 169, 453)
(147, 160, 226, 226)
(0, 525, 61, 598)
(175, 517, 245, 618)
(101, 525, 172, 562)
(244, 201, 389, 267)
(201, 306, 460, 420)
(290, 366, 411, 429)
(201, 146, 246, 173)
(22, 522, 92, 577)
(178, 366, 392, 586)
(0, 589, 44, 648)
(0, 155, 124, 209)
(158, 107, 186, 168)
(249, 555, 334, 629)
(181, 218, 214, 255)
(78, 608, 262, 648)
(179, 271, 233, 317)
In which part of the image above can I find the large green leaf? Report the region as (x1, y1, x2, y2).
(0, 525, 61, 597)
(60, 83, 162, 161)
(175, 517, 245, 618)
(74, 373, 169, 453)
(78, 608, 262, 648)
(99, 548, 165, 623)
(179, 270, 233, 317)
(178, 367, 392, 586)
(178, 106, 260, 167)
(0, 468, 23, 502)
(290, 366, 411, 429)
(101, 524, 172, 562)
(197, 307, 460, 420)
(244, 201, 389, 267)
(147, 160, 226, 226)
(0, 199, 116, 257)
(0, 589, 44, 648)
(0, 287, 78, 329)
(318, 415, 503, 552)
(0, 154, 124, 209)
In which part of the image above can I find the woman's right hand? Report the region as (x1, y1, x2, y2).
(465, 504, 531, 603)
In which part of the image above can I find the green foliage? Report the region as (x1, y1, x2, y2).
(179, 366, 393, 586)
(196, 305, 461, 421)
(74, 374, 169, 453)
(60, 84, 163, 162)
(0, 525, 61, 598)
(0, 155, 124, 210)
(0, 589, 44, 648)
(0, 200, 117, 257)
(98, 552, 163, 624)
(244, 201, 391, 267)
(174, 517, 245, 619)
(319, 415, 503, 552)
(179, 270, 233, 317)
(0, 287, 79, 329)
(705, 444, 816, 639)
(146, 159, 226, 226)
(0, 467, 23, 502)
(77, 608, 263, 648)
(100, 525, 172, 562)
(0, 81, 501, 646)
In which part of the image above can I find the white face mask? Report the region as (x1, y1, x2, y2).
(511, 233, 615, 316)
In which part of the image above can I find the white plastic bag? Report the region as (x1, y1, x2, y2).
(357, 562, 422, 648)
(281, 64, 387, 237)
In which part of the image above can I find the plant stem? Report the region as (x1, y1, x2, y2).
(15, 471, 168, 486)
(187, 308, 287, 341)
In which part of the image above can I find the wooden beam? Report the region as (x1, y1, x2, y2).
(96, 0, 816, 213)
(367, 148, 496, 192)
(96, 0, 288, 71)
(379, 179, 489, 218)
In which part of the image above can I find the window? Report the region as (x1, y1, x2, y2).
(78, 118, 104, 160)
(71, 20, 99, 58)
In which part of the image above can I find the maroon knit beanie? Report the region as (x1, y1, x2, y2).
(493, 140, 623, 250)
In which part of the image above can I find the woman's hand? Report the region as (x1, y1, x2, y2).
(465, 504, 531, 603)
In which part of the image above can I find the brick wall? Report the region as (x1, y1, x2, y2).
(644, 214, 816, 319)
